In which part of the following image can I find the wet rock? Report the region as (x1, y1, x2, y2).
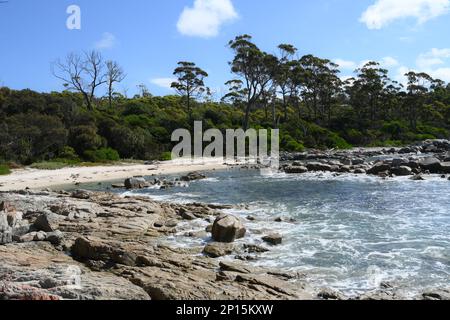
(318, 288, 345, 300)
(71, 190, 91, 200)
(410, 175, 426, 181)
(367, 163, 391, 175)
(124, 177, 148, 190)
(440, 162, 450, 174)
(339, 165, 351, 173)
(211, 214, 246, 243)
(354, 169, 366, 174)
(390, 166, 412, 176)
(262, 233, 283, 246)
(419, 157, 442, 173)
(422, 288, 450, 300)
(285, 166, 308, 174)
(203, 242, 235, 258)
(243, 244, 269, 253)
(180, 172, 206, 182)
(306, 162, 332, 172)
(180, 209, 197, 221)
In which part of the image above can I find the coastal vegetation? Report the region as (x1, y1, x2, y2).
(1, 35, 450, 166)
(0, 164, 10, 175)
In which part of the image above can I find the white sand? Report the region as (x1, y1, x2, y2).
(0, 160, 227, 191)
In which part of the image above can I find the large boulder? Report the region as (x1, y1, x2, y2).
(124, 177, 148, 190)
(306, 162, 332, 172)
(367, 162, 391, 175)
(390, 166, 412, 176)
(419, 157, 442, 173)
(440, 162, 450, 174)
(32, 212, 62, 233)
(180, 172, 206, 182)
(211, 214, 246, 243)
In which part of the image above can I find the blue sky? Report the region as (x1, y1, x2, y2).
(1, 0, 450, 97)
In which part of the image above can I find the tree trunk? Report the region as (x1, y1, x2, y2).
(243, 102, 251, 130)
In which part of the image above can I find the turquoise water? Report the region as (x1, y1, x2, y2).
(113, 169, 449, 296)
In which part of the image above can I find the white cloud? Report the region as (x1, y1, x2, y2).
(177, 0, 238, 38)
(94, 32, 117, 50)
(150, 78, 176, 90)
(334, 59, 357, 70)
(381, 56, 399, 68)
(360, 0, 450, 29)
(394, 66, 413, 86)
(428, 68, 450, 82)
(415, 48, 450, 82)
(335, 57, 399, 71)
(417, 48, 450, 69)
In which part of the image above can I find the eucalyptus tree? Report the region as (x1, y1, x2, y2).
(405, 71, 435, 129)
(275, 44, 297, 122)
(105, 60, 126, 108)
(299, 54, 341, 125)
(227, 35, 273, 130)
(52, 51, 106, 110)
(171, 61, 208, 119)
(352, 61, 389, 124)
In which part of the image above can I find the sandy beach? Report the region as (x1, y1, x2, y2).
(0, 160, 227, 192)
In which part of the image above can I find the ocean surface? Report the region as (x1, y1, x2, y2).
(85, 169, 450, 297)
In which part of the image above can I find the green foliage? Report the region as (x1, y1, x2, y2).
(0, 164, 11, 175)
(83, 148, 120, 163)
(30, 161, 70, 170)
(59, 146, 80, 161)
(160, 152, 172, 161)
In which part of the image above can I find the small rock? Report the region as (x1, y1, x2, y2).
(262, 233, 283, 246)
(203, 243, 235, 258)
(180, 172, 206, 182)
(46, 230, 64, 245)
(124, 178, 148, 190)
(19, 232, 37, 243)
(71, 190, 91, 200)
(318, 288, 345, 300)
(243, 244, 269, 253)
(34, 231, 47, 241)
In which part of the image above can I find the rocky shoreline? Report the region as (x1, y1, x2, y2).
(1, 189, 449, 300)
(281, 139, 450, 179)
(0, 189, 316, 300)
(1, 140, 450, 301)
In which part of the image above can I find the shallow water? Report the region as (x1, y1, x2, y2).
(96, 169, 450, 296)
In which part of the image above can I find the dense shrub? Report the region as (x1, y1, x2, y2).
(0, 164, 11, 175)
(83, 148, 120, 162)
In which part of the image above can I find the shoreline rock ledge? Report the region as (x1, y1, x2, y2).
(0, 190, 312, 300)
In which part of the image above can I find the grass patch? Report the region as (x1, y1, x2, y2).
(0, 164, 11, 175)
(30, 161, 70, 170)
